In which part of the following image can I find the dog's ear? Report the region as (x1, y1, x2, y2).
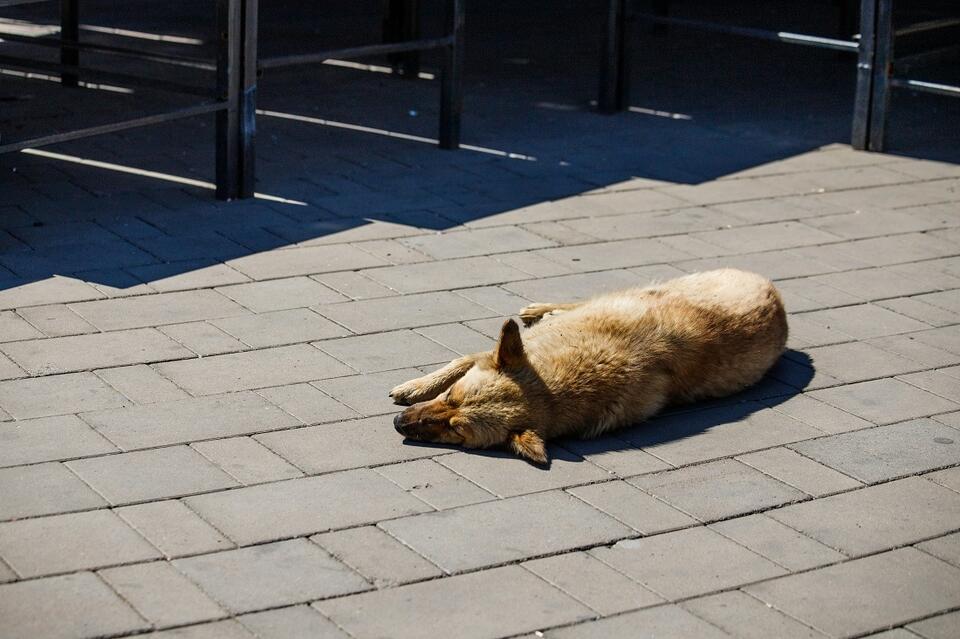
(509, 429, 548, 465)
(494, 319, 525, 370)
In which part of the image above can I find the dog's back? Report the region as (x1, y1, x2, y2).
(522, 268, 787, 438)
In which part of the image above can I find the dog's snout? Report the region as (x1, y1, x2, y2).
(393, 413, 405, 433)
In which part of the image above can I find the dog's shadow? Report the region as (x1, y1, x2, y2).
(401, 350, 816, 471)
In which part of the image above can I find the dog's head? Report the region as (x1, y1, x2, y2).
(393, 319, 549, 464)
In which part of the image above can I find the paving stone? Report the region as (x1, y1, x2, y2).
(374, 458, 496, 509)
(916, 290, 960, 315)
(115, 500, 233, 559)
(69, 289, 248, 331)
(130, 262, 251, 293)
(0, 277, 101, 311)
(257, 382, 358, 424)
(313, 367, 422, 416)
(560, 436, 672, 477)
(497, 250, 581, 277)
(589, 526, 785, 600)
(737, 446, 863, 496)
(786, 313, 856, 348)
(863, 629, 925, 639)
(217, 276, 348, 312)
(564, 207, 739, 241)
(381, 490, 631, 573)
(184, 469, 430, 545)
(0, 310, 43, 341)
(99, 561, 225, 628)
(523, 551, 664, 615)
(238, 605, 350, 639)
(174, 538, 369, 613)
(0, 461, 106, 520)
(227, 244, 387, 279)
(917, 532, 960, 568)
(710, 513, 846, 571)
(534, 237, 689, 273)
(155, 344, 354, 395)
(82, 391, 299, 450)
(317, 291, 492, 334)
(0, 414, 117, 467)
(399, 225, 554, 259)
(159, 321, 248, 356)
(800, 304, 931, 340)
(314, 525, 441, 587)
(765, 393, 873, 434)
(192, 437, 304, 484)
(0, 558, 13, 582)
(315, 329, 458, 373)
(0, 572, 147, 639)
(790, 419, 960, 484)
(547, 603, 730, 639)
(212, 308, 349, 348)
(436, 447, 609, 498)
(900, 370, 960, 403)
(839, 233, 959, 267)
(455, 285, 534, 315)
(256, 416, 447, 474)
(867, 334, 960, 368)
(809, 267, 937, 301)
(809, 379, 960, 426)
(414, 322, 496, 355)
(0, 352, 23, 380)
(925, 466, 960, 493)
(627, 458, 805, 521)
(312, 271, 397, 300)
(355, 238, 433, 264)
(682, 591, 829, 639)
(363, 255, 530, 293)
(776, 278, 864, 312)
(1, 328, 192, 374)
(96, 364, 189, 404)
(0, 509, 161, 577)
(620, 402, 823, 466)
(317, 564, 593, 639)
(910, 326, 960, 356)
(745, 548, 960, 638)
(907, 610, 960, 639)
(67, 445, 238, 504)
(567, 480, 698, 534)
(769, 477, 960, 556)
(803, 341, 926, 384)
(0, 371, 129, 419)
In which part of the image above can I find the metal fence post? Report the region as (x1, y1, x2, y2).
(598, 0, 629, 113)
(60, 0, 79, 87)
(868, 0, 893, 152)
(851, 0, 877, 149)
(215, 0, 241, 199)
(439, 0, 463, 149)
(238, 0, 257, 198)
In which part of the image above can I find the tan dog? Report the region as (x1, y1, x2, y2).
(390, 268, 787, 464)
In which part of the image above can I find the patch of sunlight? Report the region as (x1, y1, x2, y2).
(21, 148, 307, 205)
(0, 67, 133, 94)
(257, 109, 537, 161)
(628, 106, 693, 121)
(322, 58, 435, 80)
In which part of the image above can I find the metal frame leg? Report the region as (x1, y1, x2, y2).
(385, 0, 421, 78)
(215, 0, 241, 200)
(851, 0, 878, 150)
(598, 0, 629, 113)
(60, 0, 79, 87)
(868, 0, 893, 152)
(237, 0, 257, 198)
(439, 0, 463, 149)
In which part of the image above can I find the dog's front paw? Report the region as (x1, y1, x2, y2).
(389, 378, 432, 405)
(519, 303, 555, 327)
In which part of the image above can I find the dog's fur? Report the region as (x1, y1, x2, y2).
(391, 268, 787, 464)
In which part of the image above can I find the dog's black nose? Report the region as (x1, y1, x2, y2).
(393, 413, 404, 433)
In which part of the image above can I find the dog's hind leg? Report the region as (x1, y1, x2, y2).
(389, 354, 478, 405)
(518, 302, 582, 327)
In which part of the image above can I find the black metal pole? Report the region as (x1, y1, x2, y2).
(851, 0, 878, 150)
(385, 0, 422, 78)
(238, 0, 258, 198)
(60, 0, 79, 87)
(215, 0, 241, 200)
(868, 0, 893, 152)
(598, 0, 629, 113)
(439, 0, 463, 149)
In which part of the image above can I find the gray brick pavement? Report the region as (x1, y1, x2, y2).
(1, 2, 959, 635)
